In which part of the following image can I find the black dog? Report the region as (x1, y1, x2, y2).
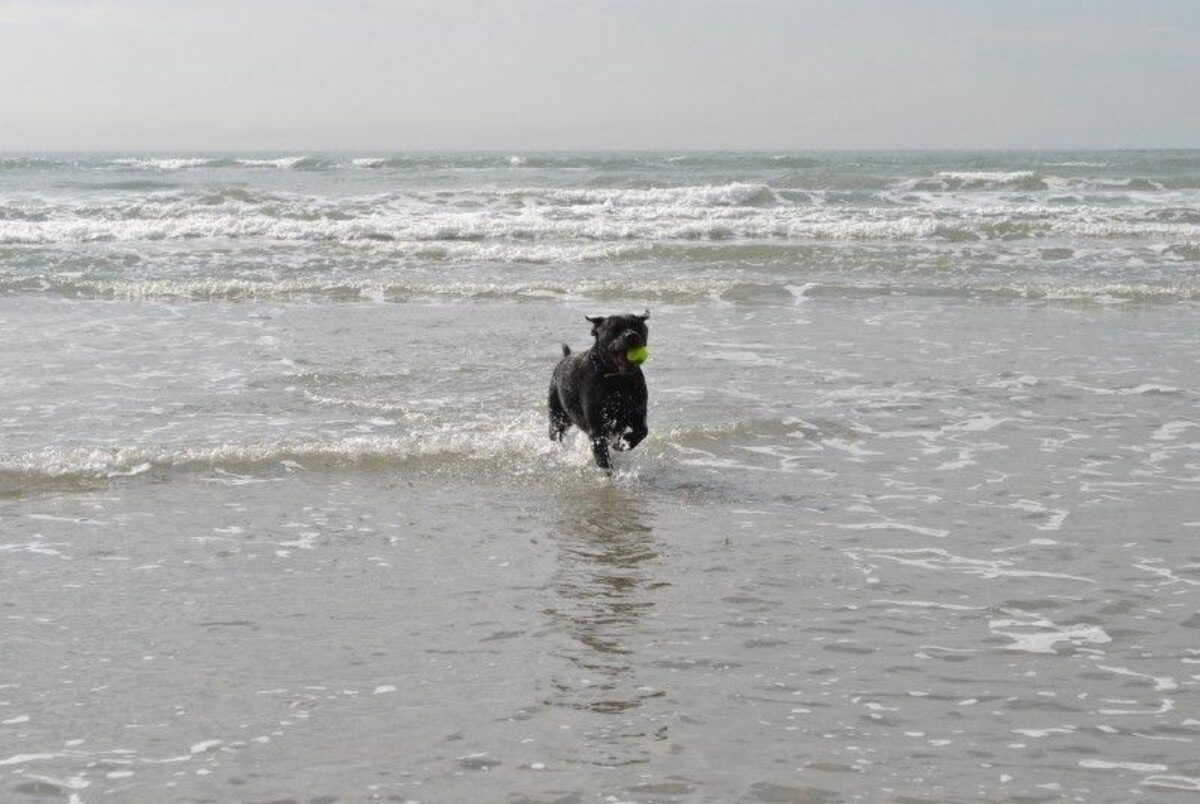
(549, 311, 650, 470)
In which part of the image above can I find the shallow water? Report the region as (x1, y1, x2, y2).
(2, 152, 1199, 803)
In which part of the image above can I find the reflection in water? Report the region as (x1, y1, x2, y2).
(544, 483, 665, 766)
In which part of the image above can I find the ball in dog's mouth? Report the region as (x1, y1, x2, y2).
(626, 346, 649, 365)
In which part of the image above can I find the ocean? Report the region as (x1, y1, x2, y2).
(2, 151, 1198, 802)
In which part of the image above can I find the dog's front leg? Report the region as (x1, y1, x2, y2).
(590, 435, 612, 471)
(612, 406, 647, 452)
(623, 420, 648, 451)
(583, 391, 618, 470)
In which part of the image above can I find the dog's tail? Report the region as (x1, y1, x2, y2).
(561, 343, 571, 357)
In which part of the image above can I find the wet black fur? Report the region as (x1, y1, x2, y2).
(548, 312, 650, 470)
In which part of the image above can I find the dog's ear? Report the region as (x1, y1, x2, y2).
(585, 315, 606, 337)
(636, 309, 650, 321)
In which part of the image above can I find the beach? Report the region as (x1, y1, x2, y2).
(2, 151, 1199, 802)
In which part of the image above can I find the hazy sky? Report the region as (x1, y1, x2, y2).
(2, 0, 1197, 150)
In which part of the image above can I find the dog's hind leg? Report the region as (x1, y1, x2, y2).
(548, 385, 570, 442)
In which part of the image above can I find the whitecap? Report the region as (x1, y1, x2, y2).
(108, 157, 215, 171)
(936, 170, 1038, 183)
(235, 156, 309, 169)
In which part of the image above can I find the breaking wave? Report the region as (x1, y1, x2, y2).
(0, 412, 867, 494)
(109, 157, 223, 171)
(0, 427, 574, 489)
(0, 413, 783, 492)
(2, 271, 1195, 305)
(1, 182, 1197, 246)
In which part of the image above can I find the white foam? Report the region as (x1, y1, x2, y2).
(873, 599, 983, 611)
(1094, 664, 1178, 692)
(3, 183, 1198, 252)
(0, 753, 65, 766)
(1062, 380, 1181, 396)
(109, 157, 214, 171)
(936, 170, 1038, 183)
(832, 521, 949, 538)
(852, 547, 1096, 584)
(277, 532, 319, 550)
(0, 412, 599, 483)
(989, 612, 1111, 654)
(235, 156, 309, 169)
(0, 540, 70, 559)
(1151, 421, 1198, 441)
(1098, 699, 1174, 716)
(26, 514, 108, 526)
(1013, 726, 1076, 738)
(189, 739, 222, 754)
(1080, 759, 1168, 772)
(785, 283, 818, 303)
(1142, 775, 1200, 791)
(1010, 499, 1070, 531)
(944, 414, 1012, 433)
(1134, 558, 1200, 587)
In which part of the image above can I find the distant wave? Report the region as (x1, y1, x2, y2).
(0, 156, 332, 172)
(109, 157, 222, 171)
(0, 156, 65, 170)
(938, 170, 1040, 184)
(233, 156, 327, 170)
(10, 156, 336, 172)
(895, 172, 1200, 192)
(899, 171, 1045, 192)
(0, 151, 1192, 179)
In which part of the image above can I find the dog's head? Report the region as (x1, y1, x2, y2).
(586, 310, 649, 374)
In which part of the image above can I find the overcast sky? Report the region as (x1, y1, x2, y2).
(2, 0, 1197, 151)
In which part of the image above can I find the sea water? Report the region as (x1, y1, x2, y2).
(2, 151, 1199, 802)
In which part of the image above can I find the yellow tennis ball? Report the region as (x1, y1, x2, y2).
(627, 346, 649, 365)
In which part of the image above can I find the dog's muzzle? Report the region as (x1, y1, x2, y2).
(609, 332, 645, 373)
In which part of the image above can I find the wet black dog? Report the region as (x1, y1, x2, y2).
(549, 311, 650, 470)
